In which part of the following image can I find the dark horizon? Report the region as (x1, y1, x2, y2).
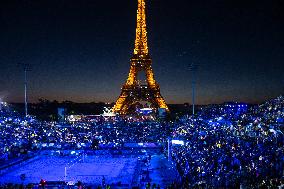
(1, 0, 283, 105)
(7, 95, 282, 106)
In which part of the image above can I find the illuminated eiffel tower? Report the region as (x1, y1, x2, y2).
(113, 0, 169, 114)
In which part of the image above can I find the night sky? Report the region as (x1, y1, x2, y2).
(0, 0, 283, 104)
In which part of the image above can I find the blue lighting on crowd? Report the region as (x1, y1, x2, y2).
(0, 96, 283, 188)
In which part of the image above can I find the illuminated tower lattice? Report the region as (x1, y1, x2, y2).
(113, 0, 169, 114)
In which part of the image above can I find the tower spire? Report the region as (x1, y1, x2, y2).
(134, 0, 149, 56)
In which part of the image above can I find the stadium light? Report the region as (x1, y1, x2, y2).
(18, 63, 31, 117)
(189, 62, 199, 115)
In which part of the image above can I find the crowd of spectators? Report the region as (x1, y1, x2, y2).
(171, 96, 284, 188)
(0, 104, 172, 166)
(0, 96, 283, 188)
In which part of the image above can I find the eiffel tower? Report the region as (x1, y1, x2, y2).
(113, 0, 169, 114)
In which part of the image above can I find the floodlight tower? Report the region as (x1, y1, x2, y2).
(189, 63, 198, 115)
(19, 63, 31, 117)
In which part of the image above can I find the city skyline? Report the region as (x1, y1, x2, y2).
(0, 0, 283, 104)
